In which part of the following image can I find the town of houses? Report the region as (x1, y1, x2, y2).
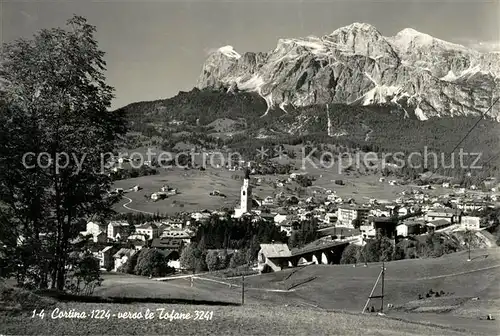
(74, 168, 499, 275)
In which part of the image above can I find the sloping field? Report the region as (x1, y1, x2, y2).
(242, 248, 500, 308)
(94, 273, 241, 304)
(238, 248, 500, 335)
(0, 302, 472, 336)
(91, 249, 500, 334)
(95, 272, 309, 307)
(4, 249, 496, 335)
(113, 168, 275, 215)
(97, 249, 500, 317)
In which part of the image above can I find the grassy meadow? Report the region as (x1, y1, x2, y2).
(0, 302, 474, 336)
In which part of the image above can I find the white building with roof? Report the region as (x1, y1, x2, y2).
(257, 244, 292, 273)
(461, 216, 481, 230)
(107, 221, 130, 240)
(112, 248, 137, 271)
(135, 222, 159, 239)
(80, 221, 107, 243)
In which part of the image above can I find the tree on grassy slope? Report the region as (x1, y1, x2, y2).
(0, 15, 126, 290)
(134, 248, 174, 277)
(180, 244, 196, 273)
(229, 249, 247, 269)
(205, 250, 221, 272)
(193, 246, 208, 273)
(65, 251, 103, 295)
(120, 250, 139, 274)
(360, 236, 394, 262)
(340, 244, 361, 264)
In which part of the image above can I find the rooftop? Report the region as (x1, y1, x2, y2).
(260, 243, 292, 258)
(136, 222, 158, 230)
(338, 205, 370, 211)
(109, 221, 129, 227)
(427, 219, 451, 227)
(151, 238, 183, 249)
(113, 248, 136, 258)
(427, 208, 461, 215)
(292, 240, 350, 256)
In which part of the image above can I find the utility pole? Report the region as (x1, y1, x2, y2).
(380, 260, 385, 313)
(362, 261, 386, 314)
(241, 274, 245, 305)
(363, 236, 367, 267)
(467, 229, 471, 261)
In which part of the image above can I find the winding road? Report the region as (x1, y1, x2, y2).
(122, 196, 155, 215)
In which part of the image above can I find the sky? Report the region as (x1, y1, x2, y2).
(1, 0, 499, 109)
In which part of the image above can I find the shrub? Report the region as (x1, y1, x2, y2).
(65, 252, 103, 296)
(229, 249, 247, 269)
(134, 248, 175, 277)
(0, 280, 56, 311)
(360, 237, 394, 262)
(205, 251, 221, 272)
(180, 245, 197, 272)
(340, 245, 361, 264)
(120, 251, 139, 274)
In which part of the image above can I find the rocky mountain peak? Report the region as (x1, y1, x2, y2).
(215, 45, 241, 59)
(331, 22, 381, 35)
(197, 22, 500, 121)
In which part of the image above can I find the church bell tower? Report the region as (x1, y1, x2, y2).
(240, 168, 252, 214)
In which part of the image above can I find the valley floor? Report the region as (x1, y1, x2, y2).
(111, 165, 475, 215)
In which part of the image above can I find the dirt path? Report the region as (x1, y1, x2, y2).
(409, 264, 500, 281)
(122, 196, 155, 215)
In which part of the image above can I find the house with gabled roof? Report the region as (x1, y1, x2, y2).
(107, 221, 130, 240)
(80, 221, 107, 243)
(151, 238, 183, 251)
(257, 244, 292, 273)
(424, 208, 461, 224)
(112, 248, 137, 272)
(94, 246, 117, 270)
(135, 222, 159, 239)
(426, 219, 452, 232)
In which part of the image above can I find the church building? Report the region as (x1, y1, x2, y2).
(234, 169, 253, 218)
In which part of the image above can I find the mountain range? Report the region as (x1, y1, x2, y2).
(116, 23, 500, 177)
(197, 22, 500, 121)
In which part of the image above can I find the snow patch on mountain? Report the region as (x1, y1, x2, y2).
(359, 72, 401, 105)
(441, 70, 458, 82)
(364, 72, 378, 85)
(259, 91, 273, 117)
(414, 106, 428, 121)
(326, 104, 333, 137)
(457, 64, 489, 78)
(237, 74, 265, 91)
(388, 28, 433, 52)
(279, 38, 329, 55)
(361, 85, 402, 105)
(279, 101, 288, 113)
(217, 46, 241, 59)
(387, 28, 471, 54)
